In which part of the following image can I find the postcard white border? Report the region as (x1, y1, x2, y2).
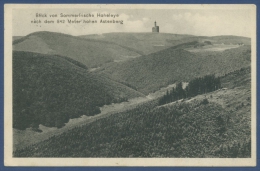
(4, 4, 257, 167)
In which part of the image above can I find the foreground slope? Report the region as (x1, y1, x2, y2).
(97, 45, 251, 94)
(13, 51, 144, 130)
(13, 32, 141, 68)
(14, 67, 251, 157)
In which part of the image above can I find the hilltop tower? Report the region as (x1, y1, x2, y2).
(152, 21, 159, 33)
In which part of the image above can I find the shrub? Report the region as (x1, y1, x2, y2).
(201, 98, 209, 105)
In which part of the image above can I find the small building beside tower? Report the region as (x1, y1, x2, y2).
(152, 21, 159, 33)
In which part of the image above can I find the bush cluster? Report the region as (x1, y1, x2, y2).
(159, 75, 221, 105)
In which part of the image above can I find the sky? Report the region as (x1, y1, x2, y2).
(12, 6, 255, 37)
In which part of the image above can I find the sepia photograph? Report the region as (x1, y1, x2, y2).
(4, 4, 257, 166)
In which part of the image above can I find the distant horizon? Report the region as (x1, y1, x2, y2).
(12, 31, 251, 39)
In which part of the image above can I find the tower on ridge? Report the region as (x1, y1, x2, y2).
(152, 21, 159, 33)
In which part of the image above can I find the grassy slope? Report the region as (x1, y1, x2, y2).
(13, 51, 144, 130)
(97, 45, 251, 94)
(80, 33, 250, 55)
(13, 32, 141, 68)
(13, 67, 251, 157)
(13, 32, 250, 68)
(210, 35, 251, 45)
(80, 33, 195, 55)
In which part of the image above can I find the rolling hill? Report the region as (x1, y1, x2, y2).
(13, 51, 144, 130)
(79, 33, 250, 55)
(13, 32, 141, 68)
(96, 45, 251, 94)
(12, 31, 252, 158)
(13, 67, 251, 157)
(13, 32, 250, 69)
(210, 35, 251, 45)
(80, 32, 195, 55)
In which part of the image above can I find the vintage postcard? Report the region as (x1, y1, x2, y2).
(4, 4, 256, 166)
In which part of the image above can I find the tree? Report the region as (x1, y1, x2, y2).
(159, 75, 221, 106)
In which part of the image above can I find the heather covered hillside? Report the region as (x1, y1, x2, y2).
(13, 32, 250, 68)
(13, 32, 141, 68)
(14, 67, 251, 158)
(80, 32, 195, 55)
(97, 45, 251, 94)
(12, 31, 252, 158)
(80, 33, 250, 55)
(13, 51, 144, 130)
(210, 35, 251, 45)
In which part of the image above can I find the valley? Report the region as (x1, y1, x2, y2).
(12, 31, 252, 158)
(13, 51, 144, 130)
(13, 67, 251, 157)
(12, 82, 160, 151)
(13, 82, 174, 151)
